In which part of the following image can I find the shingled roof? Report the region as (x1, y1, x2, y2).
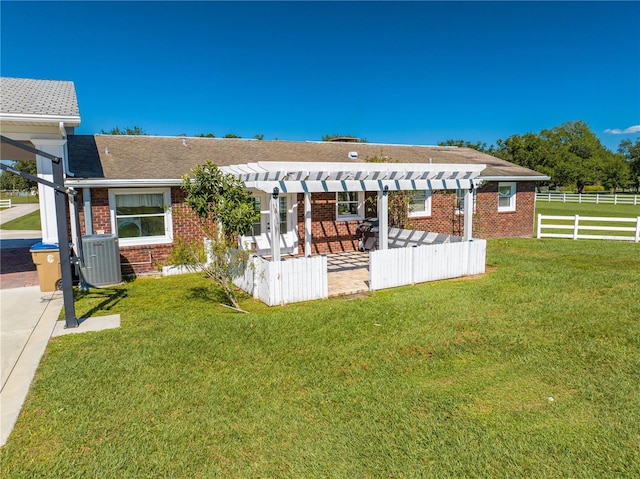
(67, 134, 547, 183)
(0, 77, 80, 121)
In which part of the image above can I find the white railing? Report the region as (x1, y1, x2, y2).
(369, 240, 487, 291)
(235, 254, 328, 306)
(0, 199, 12, 208)
(537, 214, 640, 242)
(387, 228, 463, 248)
(535, 193, 639, 205)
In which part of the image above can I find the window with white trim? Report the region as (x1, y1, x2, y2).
(408, 190, 432, 217)
(336, 191, 364, 220)
(455, 189, 477, 215)
(108, 188, 172, 245)
(498, 182, 517, 212)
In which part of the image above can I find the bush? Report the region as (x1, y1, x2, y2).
(583, 185, 605, 192)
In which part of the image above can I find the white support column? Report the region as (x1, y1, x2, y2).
(377, 188, 389, 250)
(304, 192, 312, 257)
(31, 139, 66, 244)
(270, 188, 281, 261)
(83, 188, 93, 235)
(463, 187, 473, 241)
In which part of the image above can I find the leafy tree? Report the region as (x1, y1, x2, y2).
(438, 139, 492, 153)
(177, 160, 259, 311)
(619, 139, 640, 191)
(100, 126, 147, 135)
(491, 120, 627, 192)
(223, 133, 241, 139)
(0, 160, 38, 191)
(196, 133, 216, 138)
(322, 134, 367, 143)
(254, 134, 264, 140)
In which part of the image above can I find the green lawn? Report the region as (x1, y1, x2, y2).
(0, 209, 41, 230)
(0, 194, 39, 205)
(1, 239, 639, 477)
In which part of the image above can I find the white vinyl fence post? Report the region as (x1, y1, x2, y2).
(635, 217, 640, 243)
(537, 214, 542, 239)
(573, 215, 580, 240)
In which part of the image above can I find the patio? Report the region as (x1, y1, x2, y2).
(225, 161, 487, 306)
(326, 251, 369, 297)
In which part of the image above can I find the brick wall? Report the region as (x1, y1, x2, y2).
(79, 187, 205, 276)
(79, 182, 536, 275)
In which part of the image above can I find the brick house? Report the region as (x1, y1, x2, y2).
(65, 134, 547, 276)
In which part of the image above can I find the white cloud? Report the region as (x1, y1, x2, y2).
(604, 125, 640, 134)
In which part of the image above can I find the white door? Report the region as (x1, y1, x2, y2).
(241, 193, 298, 256)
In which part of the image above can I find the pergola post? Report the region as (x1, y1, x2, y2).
(377, 186, 389, 250)
(463, 187, 473, 241)
(304, 192, 312, 257)
(270, 187, 281, 261)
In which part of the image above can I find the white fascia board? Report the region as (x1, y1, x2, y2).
(256, 161, 486, 175)
(0, 112, 81, 126)
(480, 175, 550, 182)
(65, 178, 181, 188)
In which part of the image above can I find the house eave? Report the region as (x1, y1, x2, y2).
(0, 112, 81, 127)
(65, 178, 181, 188)
(479, 175, 550, 182)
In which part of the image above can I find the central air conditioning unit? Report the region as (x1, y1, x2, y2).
(80, 234, 122, 288)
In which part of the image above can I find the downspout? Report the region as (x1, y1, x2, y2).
(59, 121, 75, 177)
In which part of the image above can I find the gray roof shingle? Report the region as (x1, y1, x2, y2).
(1, 77, 79, 117)
(68, 135, 547, 181)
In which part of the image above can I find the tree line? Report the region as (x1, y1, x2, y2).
(439, 120, 639, 193)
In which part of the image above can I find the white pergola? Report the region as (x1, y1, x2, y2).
(221, 162, 485, 261)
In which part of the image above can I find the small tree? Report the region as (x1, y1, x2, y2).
(176, 160, 259, 311)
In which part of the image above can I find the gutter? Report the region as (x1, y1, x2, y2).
(65, 178, 182, 188)
(0, 112, 81, 126)
(479, 175, 550, 182)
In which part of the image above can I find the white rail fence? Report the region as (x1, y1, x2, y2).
(537, 214, 640, 242)
(234, 254, 328, 306)
(369, 239, 486, 291)
(0, 199, 12, 208)
(535, 193, 639, 205)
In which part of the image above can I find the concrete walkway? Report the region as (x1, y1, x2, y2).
(0, 203, 40, 225)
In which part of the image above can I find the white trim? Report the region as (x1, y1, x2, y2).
(0, 112, 81, 126)
(108, 187, 173, 246)
(498, 182, 517, 212)
(480, 175, 549, 182)
(66, 178, 181, 188)
(336, 191, 365, 221)
(408, 190, 432, 217)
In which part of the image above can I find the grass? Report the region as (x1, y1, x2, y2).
(0, 194, 39, 205)
(1, 239, 639, 477)
(535, 200, 640, 238)
(0, 209, 41, 230)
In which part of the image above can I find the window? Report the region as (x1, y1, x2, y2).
(455, 189, 477, 215)
(498, 182, 516, 212)
(279, 196, 287, 232)
(408, 190, 432, 217)
(248, 195, 288, 236)
(336, 191, 364, 220)
(251, 197, 261, 236)
(109, 188, 172, 245)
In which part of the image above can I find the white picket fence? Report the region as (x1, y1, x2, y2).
(234, 254, 328, 306)
(0, 199, 12, 208)
(537, 214, 640, 242)
(369, 240, 487, 291)
(536, 193, 639, 205)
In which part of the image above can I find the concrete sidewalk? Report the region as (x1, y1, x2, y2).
(0, 286, 62, 446)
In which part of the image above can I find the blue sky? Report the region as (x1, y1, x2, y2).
(2, 1, 639, 152)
